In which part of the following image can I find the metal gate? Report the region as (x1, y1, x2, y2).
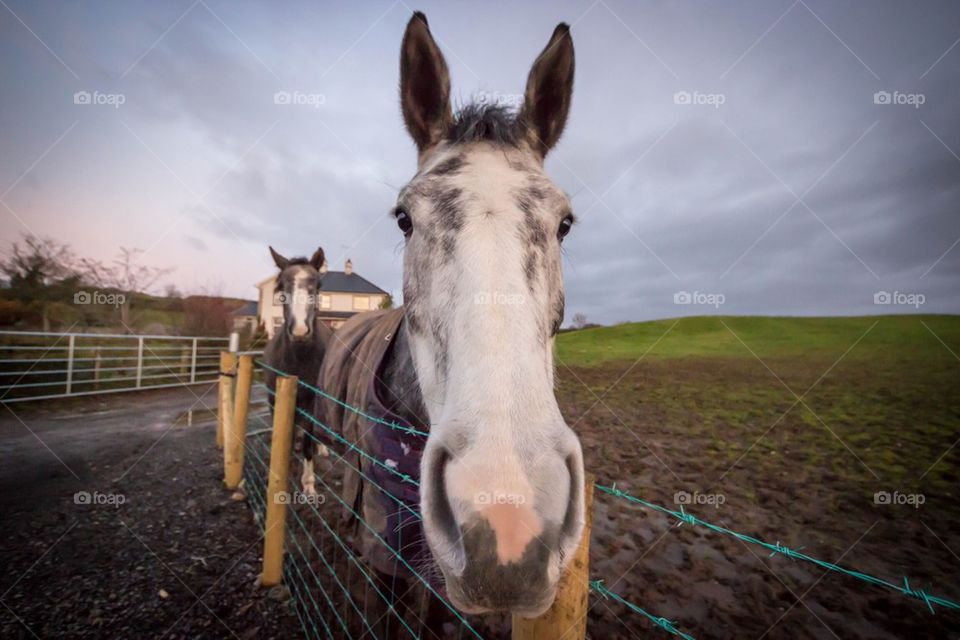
(0, 330, 228, 403)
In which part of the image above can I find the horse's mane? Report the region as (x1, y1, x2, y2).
(446, 102, 521, 146)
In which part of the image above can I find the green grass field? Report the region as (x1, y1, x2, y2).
(556, 314, 960, 366)
(555, 313, 959, 497)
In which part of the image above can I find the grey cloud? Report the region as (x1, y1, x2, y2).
(0, 0, 957, 324)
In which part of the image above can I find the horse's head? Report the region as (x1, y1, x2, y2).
(269, 246, 325, 342)
(395, 13, 585, 617)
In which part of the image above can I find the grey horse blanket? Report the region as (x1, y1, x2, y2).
(314, 308, 429, 578)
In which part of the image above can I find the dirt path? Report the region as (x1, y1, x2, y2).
(0, 386, 300, 639)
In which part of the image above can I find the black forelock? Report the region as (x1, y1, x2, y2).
(446, 102, 520, 146)
(275, 257, 317, 285)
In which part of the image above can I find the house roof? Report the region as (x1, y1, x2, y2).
(256, 270, 388, 295)
(319, 271, 388, 295)
(231, 301, 258, 317)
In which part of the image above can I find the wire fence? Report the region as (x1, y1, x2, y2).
(240, 361, 490, 639)
(595, 483, 960, 616)
(225, 357, 958, 640)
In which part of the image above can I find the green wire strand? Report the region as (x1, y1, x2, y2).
(596, 482, 960, 615)
(295, 493, 421, 639)
(257, 360, 428, 437)
(309, 471, 483, 639)
(590, 580, 694, 640)
(258, 382, 420, 490)
(246, 439, 345, 639)
(244, 465, 330, 639)
(248, 426, 418, 638)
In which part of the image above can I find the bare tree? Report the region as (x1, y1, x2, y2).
(81, 248, 174, 326)
(572, 312, 588, 330)
(0, 235, 81, 331)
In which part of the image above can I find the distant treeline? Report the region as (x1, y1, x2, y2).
(0, 233, 244, 336)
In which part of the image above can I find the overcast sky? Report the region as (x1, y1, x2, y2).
(1, 0, 958, 324)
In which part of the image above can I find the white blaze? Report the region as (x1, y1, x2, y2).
(290, 268, 312, 337)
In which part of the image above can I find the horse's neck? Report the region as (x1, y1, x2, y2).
(273, 317, 328, 372)
(376, 317, 429, 429)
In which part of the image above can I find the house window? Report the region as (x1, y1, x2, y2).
(319, 294, 331, 309)
(273, 317, 283, 328)
(353, 296, 370, 311)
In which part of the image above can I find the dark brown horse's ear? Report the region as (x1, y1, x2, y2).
(269, 246, 288, 270)
(518, 23, 575, 159)
(400, 12, 452, 156)
(309, 247, 325, 271)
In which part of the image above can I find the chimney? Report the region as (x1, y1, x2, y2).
(344, 258, 353, 275)
(320, 259, 328, 275)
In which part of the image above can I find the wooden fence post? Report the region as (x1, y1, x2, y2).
(217, 351, 236, 449)
(512, 473, 595, 640)
(261, 374, 297, 587)
(224, 354, 253, 489)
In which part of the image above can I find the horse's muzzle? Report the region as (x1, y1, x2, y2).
(420, 434, 584, 615)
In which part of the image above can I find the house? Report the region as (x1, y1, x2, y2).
(231, 300, 259, 336)
(256, 259, 389, 337)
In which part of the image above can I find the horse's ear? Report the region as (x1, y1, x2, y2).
(269, 246, 288, 270)
(400, 12, 452, 156)
(517, 23, 575, 159)
(309, 247, 325, 271)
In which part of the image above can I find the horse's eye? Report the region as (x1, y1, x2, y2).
(558, 214, 574, 241)
(394, 207, 413, 236)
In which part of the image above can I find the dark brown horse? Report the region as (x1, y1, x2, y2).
(263, 246, 332, 493)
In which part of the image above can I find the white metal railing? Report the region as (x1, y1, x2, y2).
(0, 330, 230, 403)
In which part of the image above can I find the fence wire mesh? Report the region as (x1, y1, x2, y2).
(239, 359, 956, 640)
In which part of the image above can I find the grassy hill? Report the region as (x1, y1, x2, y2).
(556, 314, 960, 367)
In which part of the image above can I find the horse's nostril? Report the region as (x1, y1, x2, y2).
(558, 451, 585, 561)
(423, 446, 463, 567)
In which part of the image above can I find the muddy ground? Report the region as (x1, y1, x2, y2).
(562, 354, 960, 640)
(1, 351, 959, 639)
(0, 385, 302, 639)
